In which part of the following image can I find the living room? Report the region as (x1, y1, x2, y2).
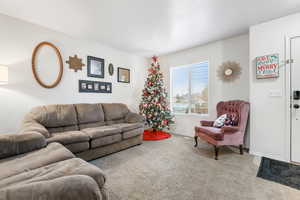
(0, 0, 300, 200)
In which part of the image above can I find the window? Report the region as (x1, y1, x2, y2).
(170, 61, 208, 115)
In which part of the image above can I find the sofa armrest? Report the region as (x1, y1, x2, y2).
(221, 126, 239, 134)
(200, 120, 214, 127)
(20, 121, 50, 138)
(125, 112, 145, 123)
(0, 132, 46, 159)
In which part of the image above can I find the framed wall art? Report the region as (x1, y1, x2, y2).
(79, 80, 112, 93)
(256, 54, 279, 79)
(108, 63, 114, 76)
(117, 67, 130, 83)
(87, 56, 104, 78)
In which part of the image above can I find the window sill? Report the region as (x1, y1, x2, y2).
(172, 113, 209, 117)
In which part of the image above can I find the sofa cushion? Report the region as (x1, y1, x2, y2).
(65, 142, 90, 153)
(195, 126, 224, 141)
(27, 104, 78, 128)
(0, 143, 75, 180)
(46, 131, 90, 145)
(112, 123, 143, 132)
(75, 104, 105, 124)
(123, 128, 144, 139)
(102, 103, 130, 121)
(0, 175, 104, 200)
(79, 121, 106, 130)
(91, 134, 122, 148)
(47, 125, 79, 134)
(125, 112, 145, 123)
(0, 158, 106, 190)
(106, 119, 125, 125)
(20, 121, 50, 138)
(82, 126, 121, 139)
(0, 132, 46, 159)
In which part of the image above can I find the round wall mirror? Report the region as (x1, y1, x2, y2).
(32, 41, 63, 88)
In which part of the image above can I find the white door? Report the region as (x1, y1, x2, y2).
(291, 37, 300, 163)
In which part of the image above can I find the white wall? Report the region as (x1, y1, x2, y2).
(0, 14, 147, 133)
(159, 34, 250, 143)
(250, 12, 300, 162)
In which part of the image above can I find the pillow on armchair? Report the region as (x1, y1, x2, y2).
(213, 114, 227, 128)
(225, 113, 239, 126)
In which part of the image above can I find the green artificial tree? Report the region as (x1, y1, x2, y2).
(139, 56, 174, 131)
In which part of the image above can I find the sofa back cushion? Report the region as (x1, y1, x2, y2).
(101, 103, 130, 122)
(28, 105, 78, 133)
(75, 104, 106, 129)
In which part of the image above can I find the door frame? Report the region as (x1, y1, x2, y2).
(286, 35, 300, 164)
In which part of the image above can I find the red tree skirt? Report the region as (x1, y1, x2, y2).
(143, 130, 172, 141)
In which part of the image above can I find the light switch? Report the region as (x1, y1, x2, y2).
(269, 90, 282, 97)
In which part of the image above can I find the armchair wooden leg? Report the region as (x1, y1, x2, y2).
(214, 146, 219, 160)
(194, 136, 198, 147)
(239, 145, 244, 155)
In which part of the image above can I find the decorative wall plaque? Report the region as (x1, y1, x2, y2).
(256, 54, 279, 79)
(66, 55, 85, 72)
(108, 63, 114, 76)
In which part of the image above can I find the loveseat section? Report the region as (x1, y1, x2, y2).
(21, 103, 145, 160)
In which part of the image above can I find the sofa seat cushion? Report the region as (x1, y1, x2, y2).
(91, 134, 122, 148)
(82, 126, 121, 139)
(0, 143, 75, 180)
(195, 126, 224, 141)
(0, 158, 106, 190)
(46, 131, 90, 145)
(123, 128, 144, 139)
(65, 142, 90, 154)
(112, 123, 143, 132)
(0, 175, 104, 200)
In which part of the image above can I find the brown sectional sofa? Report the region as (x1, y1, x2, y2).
(21, 103, 145, 161)
(0, 103, 145, 200)
(0, 133, 108, 200)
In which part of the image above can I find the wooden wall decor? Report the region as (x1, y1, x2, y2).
(32, 41, 63, 88)
(66, 54, 85, 72)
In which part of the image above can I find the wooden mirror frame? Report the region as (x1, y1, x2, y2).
(32, 41, 63, 88)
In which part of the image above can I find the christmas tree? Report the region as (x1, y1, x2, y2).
(139, 56, 174, 131)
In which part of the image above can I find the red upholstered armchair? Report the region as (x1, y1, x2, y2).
(194, 100, 250, 160)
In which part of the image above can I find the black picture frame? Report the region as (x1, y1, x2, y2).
(87, 56, 104, 78)
(117, 67, 130, 83)
(79, 80, 112, 93)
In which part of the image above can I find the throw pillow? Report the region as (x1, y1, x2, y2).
(213, 114, 227, 128)
(226, 113, 239, 126)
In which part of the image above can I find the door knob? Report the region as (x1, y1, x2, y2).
(294, 104, 300, 109)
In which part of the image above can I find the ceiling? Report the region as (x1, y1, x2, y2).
(1, 0, 300, 57)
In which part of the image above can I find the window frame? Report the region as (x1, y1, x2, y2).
(170, 61, 209, 116)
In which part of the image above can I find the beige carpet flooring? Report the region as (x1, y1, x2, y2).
(90, 135, 300, 200)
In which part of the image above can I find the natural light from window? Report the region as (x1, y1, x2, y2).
(170, 61, 208, 115)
